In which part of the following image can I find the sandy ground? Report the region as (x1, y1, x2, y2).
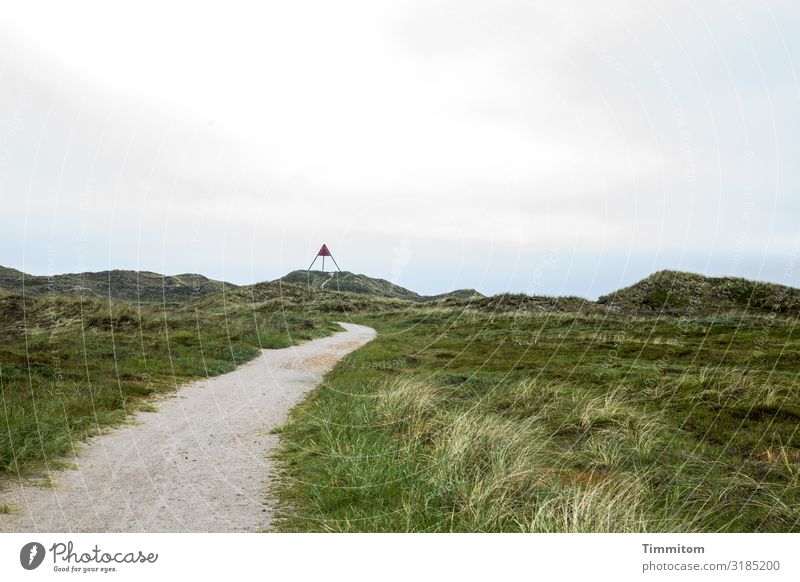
(0, 322, 375, 533)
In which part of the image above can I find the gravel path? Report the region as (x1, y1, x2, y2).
(0, 322, 375, 532)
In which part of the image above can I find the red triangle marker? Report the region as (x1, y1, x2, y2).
(307, 243, 340, 273)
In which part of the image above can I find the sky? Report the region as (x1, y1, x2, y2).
(1, 0, 798, 299)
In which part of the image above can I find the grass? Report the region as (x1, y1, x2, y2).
(274, 307, 800, 532)
(3, 269, 800, 532)
(0, 291, 338, 476)
(599, 269, 800, 315)
(0, 265, 236, 302)
(280, 269, 483, 302)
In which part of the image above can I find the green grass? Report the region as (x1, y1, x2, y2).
(280, 270, 483, 302)
(599, 269, 800, 315)
(0, 291, 338, 476)
(0, 279, 430, 478)
(0, 265, 236, 303)
(274, 308, 800, 532)
(4, 268, 800, 532)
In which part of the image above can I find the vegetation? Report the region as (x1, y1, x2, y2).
(274, 308, 800, 532)
(2, 265, 800, 532)
(281, 270, 483, 302)
(0, 288, 337, 476)
(0, 265, 235, 303)
(599, 269, 800, 315)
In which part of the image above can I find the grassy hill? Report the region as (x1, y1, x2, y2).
(195, 277, 416, 315)
(447, 292, 601, 313)
(0, 265, 235, 303)
(5, 264, 798, 316)
(279, 270, 483, 303)
(281, 270, 422, 300)
(598, 269, 800, 315)
(421, 288, 484, 302)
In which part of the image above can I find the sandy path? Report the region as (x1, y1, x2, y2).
(0, 322, 375, 532)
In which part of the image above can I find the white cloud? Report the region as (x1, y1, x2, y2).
(1, 0, 798, 296)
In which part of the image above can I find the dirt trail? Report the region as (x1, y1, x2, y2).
(0, 322, 375, 532)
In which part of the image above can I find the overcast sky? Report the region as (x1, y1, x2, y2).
(1, 1, 798, 298)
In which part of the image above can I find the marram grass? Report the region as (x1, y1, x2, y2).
(273, 309, 800, 532)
